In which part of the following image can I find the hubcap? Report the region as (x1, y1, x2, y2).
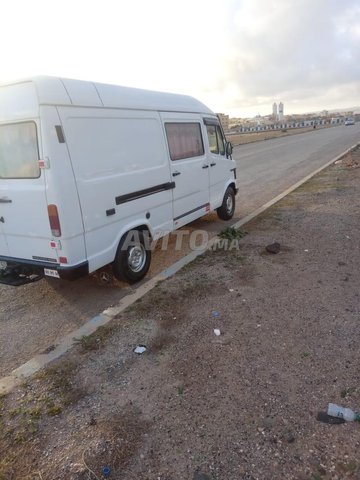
(226, 194, 233, 213)
(127, 244, 147, 273)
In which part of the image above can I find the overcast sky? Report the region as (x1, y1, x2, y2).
(1, 0, 359, 117)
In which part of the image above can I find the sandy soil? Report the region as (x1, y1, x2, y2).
(0, 148, 359, 480)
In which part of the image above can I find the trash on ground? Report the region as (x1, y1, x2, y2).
(327, 403, 360, 422)
(316, 411, 345, 424)
(229, 288, 234, 292)
(102, 466, 111, 477)
(304, 249, 309, 252)
(214, 329, 221, 336)
(212, 311, 220, 317)
(133, 345, 147, 354)
(265, 242, 281, 254)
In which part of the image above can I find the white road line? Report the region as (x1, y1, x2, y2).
(0, 143, 357, 395)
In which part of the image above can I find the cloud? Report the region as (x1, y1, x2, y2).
(212, 0, 360, 115)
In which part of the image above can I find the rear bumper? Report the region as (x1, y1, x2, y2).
(0, 255, 89, 281)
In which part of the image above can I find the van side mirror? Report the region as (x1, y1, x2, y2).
(226, 142, 233, 158)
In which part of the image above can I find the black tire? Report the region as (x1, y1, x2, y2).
(113, 230, 151, 284)
(217, 186, 235, 220)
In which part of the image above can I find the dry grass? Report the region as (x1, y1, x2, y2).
(228, 124, 332, 146)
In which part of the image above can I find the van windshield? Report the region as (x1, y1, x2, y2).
(0, 122, 40, 179)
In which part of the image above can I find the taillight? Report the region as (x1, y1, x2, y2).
(47, 204, 61, 237)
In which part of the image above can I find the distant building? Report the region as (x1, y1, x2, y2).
(272, 102, 278, 119)
(217, 113, 230, 132)
(278, 102, 284, 120)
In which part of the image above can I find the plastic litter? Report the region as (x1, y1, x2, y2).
(229, 288, 234, 292)
(327, 403, 360, 422)
(213, 329, 221, 336)
(212, 311, 220, 317)
(316, 411, 345, 424)
(133, 345, 147, 354)
(102, 466, 111, 477)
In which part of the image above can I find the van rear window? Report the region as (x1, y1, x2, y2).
(165, 123, 204, 161)
(0, 122, 40, 179)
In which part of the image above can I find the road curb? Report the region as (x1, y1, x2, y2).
(0, 142, 358, 395)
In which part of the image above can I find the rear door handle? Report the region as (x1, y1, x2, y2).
(0, 217, 4, 223)
(210, 162, 216, 167)
(172, 171, 181, 177)
(0, 197, 12, 203)
(202, 165, 209, 169)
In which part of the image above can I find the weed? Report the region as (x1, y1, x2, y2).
(47, 405, 62, 416)
(8, 407, 22, 418)
(28, 407, 42, 419)
(302, 351, 310, 358)
(346, 462, 358, 472)
(340, 387, 356, 399)
(177, 386, 184, 395)
(218, 227, 248, 241)
(74, 324, 115, 352)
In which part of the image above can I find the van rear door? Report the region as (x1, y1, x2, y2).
(0, 121, 51, 262)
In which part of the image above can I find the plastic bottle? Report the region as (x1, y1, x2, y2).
(327, 403, 360, 422)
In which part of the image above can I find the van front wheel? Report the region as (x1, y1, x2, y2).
(217, 186, 235, 220)
(113, 230, 151, 284)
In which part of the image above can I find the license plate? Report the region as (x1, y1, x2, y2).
(44, 268, 60, 279)
(0, 261, 7, 270)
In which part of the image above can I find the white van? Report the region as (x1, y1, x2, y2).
(0, 77, 237, 286)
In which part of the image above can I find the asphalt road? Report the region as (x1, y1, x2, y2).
(233, 124, 360, 216)
(0, 123, 359, 376)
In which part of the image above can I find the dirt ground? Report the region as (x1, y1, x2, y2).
(229, 124, 332, 146)
(1, 147, 359, 480)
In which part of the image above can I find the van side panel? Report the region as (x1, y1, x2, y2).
(58, 107, 173, 272)
(40, 106, 86, 266)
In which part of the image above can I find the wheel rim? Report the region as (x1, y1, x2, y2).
(226, 194, 233, 214)
(127, 244, 147, 273)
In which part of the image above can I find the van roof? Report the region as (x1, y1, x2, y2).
(1, 76, 214, 115)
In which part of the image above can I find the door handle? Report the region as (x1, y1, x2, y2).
(202, 165, 209, 169)
(0, 197, 12, 203)
(172, 171, 181, 177)
(210, 162, 216, 167)
(0, 217, 4, 223)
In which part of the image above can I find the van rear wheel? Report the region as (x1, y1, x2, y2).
(113, 230, 151, 284)
(217, 186, 235, 220)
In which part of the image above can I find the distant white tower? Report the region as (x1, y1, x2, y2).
(272, 102, 277, 119)
(278, 102, 284, 120)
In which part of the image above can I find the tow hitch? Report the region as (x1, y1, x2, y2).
(0, 264, 44, 286)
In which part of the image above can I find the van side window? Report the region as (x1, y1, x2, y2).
(216, 126, 225, 156)
(206, 125, 218, 154)
(165, 123, 204, 161)
(206, 125, 225, 156)
(0, 122, 40, 179)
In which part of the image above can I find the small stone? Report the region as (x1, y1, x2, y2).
(89, 416, 97, 426)
(193, 472, 210, 480)
(287, 435, 296, 444)
(265, 242, 281, 254)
